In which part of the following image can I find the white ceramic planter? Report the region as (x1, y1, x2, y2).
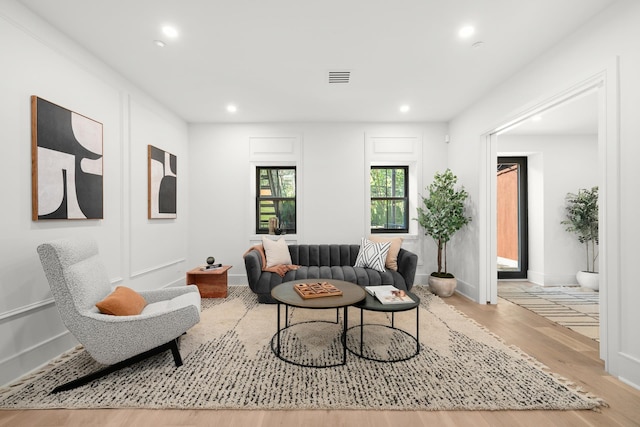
(428, 276, 457, 297)
(576, 271, 599, 291)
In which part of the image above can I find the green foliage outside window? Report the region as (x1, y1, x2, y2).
(256, 167, 296, 234)
(371, 167, 408, 233)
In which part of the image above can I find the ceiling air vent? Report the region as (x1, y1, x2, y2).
(328, 70, 350, 84)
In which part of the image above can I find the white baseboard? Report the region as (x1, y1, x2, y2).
(451, 277, 475, 301)
(527, 270, 578, 286)
(228, 273, 249, 286)
(618, 352, 640, 391)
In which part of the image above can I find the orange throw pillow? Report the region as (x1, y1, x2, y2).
(368, 235, 403, 271)
(95, 286, 147, 316)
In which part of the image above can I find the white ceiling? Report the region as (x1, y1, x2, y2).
(18, 0, 614, 124)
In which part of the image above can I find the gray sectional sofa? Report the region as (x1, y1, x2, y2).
(244, 243, 418, 303)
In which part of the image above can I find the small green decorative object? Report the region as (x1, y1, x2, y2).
(206, 256, 215, 265)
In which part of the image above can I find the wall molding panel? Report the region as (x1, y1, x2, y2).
(370, 136, 419, 155)
(130, 258, 186, 279)
(249, 136, 300, 160)
(0, 298, 55, 323)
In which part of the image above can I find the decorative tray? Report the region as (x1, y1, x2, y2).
(293, 282, 343, 299)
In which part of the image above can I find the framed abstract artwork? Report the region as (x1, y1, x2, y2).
(148, 145, 177, 219)
(31, 96, 103, 220)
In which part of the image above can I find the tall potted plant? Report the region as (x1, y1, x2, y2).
(415, 169, 471, 297)
(561, 186, 599, 290)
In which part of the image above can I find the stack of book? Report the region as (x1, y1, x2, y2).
(200, 263, 223, 271)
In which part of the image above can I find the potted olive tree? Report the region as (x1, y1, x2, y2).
(415, 169, 471, 297)
(561, 186, 599, 290)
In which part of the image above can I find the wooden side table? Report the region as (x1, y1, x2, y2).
(186, 265, 232, 298)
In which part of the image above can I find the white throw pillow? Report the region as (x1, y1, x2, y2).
(354, 237, 391, 273)
(262, 236, 292, 267)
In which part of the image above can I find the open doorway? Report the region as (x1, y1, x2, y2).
(492, 90, 600, 343)
(497, 157, 528, 279)
(478, 61, 622, 374)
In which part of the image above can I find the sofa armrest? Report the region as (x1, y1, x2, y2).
(397, 248, 418, 290)
(243, 249, 263, 292)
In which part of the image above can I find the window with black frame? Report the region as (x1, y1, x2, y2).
(256, 167, 296, 234)
(370, 166, 408, 233)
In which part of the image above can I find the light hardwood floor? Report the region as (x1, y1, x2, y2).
(1, 291, 639, 427)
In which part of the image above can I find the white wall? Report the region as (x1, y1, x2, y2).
(448, 0, 640, 388)
(187, 122, 448, 284)
(0, 2, 189, 386)
(498, 135, 598, 285)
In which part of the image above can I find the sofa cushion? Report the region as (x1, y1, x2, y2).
(354, 238, 391, 272)
(289, 244, 359, 267)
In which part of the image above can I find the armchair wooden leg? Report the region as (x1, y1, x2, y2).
(51, 339, 184, 394)
(170, 337, 183, 367)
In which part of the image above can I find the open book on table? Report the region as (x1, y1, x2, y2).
(364, 285, 414, 305)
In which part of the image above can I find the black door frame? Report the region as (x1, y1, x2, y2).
(497, 156, 528, 280)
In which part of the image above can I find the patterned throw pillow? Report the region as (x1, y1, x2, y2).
(354, 237, 391, 273)
(368, 235, 403, 271)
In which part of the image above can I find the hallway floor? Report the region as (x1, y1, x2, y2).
(498, 281, 599, 341)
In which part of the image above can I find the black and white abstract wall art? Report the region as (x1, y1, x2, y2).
(148, 145, 177, 219)
(31, 96, 103, 220)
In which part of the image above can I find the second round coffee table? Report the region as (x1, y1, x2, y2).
(271, 279, 366, 368)
(348, 290, 420, 363)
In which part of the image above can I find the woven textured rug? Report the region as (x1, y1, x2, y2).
(0, 285, 604, 410)
(498, 283, 599, 341)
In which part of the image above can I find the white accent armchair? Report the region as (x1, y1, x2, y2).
(37, 237, 201, 393)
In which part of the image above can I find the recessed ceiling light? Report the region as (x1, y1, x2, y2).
(458, 25, 475, 38)
(153, 40, 166, 48)
(162, 25, 179, 38)
(399, 105, 410, 113)
(226, 104, 238, 113)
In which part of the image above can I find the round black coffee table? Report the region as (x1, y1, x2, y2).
(271, 279, 366, 368)
(347, 290, 420, 362)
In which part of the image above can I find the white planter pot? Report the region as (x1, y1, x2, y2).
(428, 276, 457, 297)
(576, 271, 599, 291)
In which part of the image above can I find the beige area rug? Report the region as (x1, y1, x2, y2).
(0, 286, 605, 411)
(498, 282, 600, 341)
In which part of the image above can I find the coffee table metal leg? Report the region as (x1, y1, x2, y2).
(342, 306, 348, 365)
(360, 307, 364, 355)
(285, 305, 289, 328)
(416, 305, 420, 355)
(276, 303, 281, 356)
